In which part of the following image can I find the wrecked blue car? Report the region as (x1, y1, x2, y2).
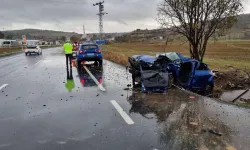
(128, 52, 214, 95)
(128, 54, 175, 93)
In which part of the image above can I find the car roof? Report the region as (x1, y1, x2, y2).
(80, 43, 98, 46)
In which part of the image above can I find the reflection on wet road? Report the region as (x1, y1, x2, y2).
(0, 47, 249, 150)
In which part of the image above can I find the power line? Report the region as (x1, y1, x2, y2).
(93, 1, 108, 40)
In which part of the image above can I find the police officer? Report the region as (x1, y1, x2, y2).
(63, 41, 73, 79)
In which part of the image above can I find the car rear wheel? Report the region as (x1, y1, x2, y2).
(37, 52, 40, 55)
(98, 60, 103, 66)
(25, 53, 28, 56)
(203, 84, 213, 96)
(77, 60, 82, 68)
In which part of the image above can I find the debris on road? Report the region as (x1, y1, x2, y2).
(43, 105, 46, 107)
(189, 96, 196, 99)
(189, 122, 198, 126)
(208, 129, 222, 136)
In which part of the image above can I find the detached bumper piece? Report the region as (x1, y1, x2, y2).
(141, 69, 169, 93)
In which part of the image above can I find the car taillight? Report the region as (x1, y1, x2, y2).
(79, 50, 83, 53)
(98, 77, 102, 83)
(80, 79, 85, 85)
(97, 49, 101, 53)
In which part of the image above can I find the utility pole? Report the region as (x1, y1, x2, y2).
(93, 1, 108, 40)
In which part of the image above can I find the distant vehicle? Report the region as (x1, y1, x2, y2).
(95, 40, 107, 45)
(2, 40, 19, 47)
(25, 45, 42, 56)
(75, 43, 103, 67)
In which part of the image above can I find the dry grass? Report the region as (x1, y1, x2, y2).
(103, 40, 250, 71)
(0, 47, 23, 55)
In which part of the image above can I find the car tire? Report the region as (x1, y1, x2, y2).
(98, 60, 103, 66)
(25, 53, 28, 56)
(168, 74, 174, 88)
(37, 52, 40, 55)
(94, 61, 98, 66)
(40, 51, 42, 55)
(203, 84, 213, 96)
(77, 60, 82, 68)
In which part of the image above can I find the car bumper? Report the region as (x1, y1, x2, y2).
(25, 50, 39, 53)
(77, 54, 103, 61)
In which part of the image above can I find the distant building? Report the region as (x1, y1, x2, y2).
(106, 37, 115, 41)
(55, 41, 60, 45)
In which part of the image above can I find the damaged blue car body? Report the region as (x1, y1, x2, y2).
(128, 52, 214, 95)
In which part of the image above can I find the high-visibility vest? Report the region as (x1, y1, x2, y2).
(63, 42, 73, 54)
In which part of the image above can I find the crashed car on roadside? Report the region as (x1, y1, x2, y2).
(128, 55, 175, 93)
(128, 52, 214, 95)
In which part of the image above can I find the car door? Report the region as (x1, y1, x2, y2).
(191, 62, 212, 90)
(178, 61, 196, 89)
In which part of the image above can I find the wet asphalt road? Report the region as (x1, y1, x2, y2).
(0, 47, 250, 150)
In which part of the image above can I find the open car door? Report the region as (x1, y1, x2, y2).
(191, 62, 214, 94)
(177, 61, 196, 89)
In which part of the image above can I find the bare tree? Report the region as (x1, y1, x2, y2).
(157, 0, 242, 62)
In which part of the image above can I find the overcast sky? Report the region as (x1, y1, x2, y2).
(0, 0, 250, 34)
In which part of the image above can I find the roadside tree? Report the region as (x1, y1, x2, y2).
(157, 0, 242, 62)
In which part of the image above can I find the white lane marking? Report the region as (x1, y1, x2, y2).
(83, 66, 106, 92)
(42, 60, 52, 63)
(0, 84, 8, 90)
(110, 100, 134, 125)
(34, 60, 42, 66)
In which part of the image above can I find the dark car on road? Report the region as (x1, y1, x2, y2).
(76, 43, 103, 67)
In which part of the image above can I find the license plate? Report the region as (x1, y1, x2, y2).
(72, 53, 76, 56)
(87, 53, 95, 57)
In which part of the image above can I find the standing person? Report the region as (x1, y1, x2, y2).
(63, 41, 73, 79)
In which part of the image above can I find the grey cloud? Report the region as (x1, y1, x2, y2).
(0, 0, 249, 32)
(116, 19, 128, 26)
(0, 0, 160, 24)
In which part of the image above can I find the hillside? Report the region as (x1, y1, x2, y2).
(2, 29, 127, 42)
(117, 13, 250, 42)
(2, 29, 81, 41)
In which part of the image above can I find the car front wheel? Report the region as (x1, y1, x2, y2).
(168, 74, 174, 88)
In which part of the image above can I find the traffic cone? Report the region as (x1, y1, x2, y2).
(72, 60, 76, 67)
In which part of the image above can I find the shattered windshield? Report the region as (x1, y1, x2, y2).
(157, 52, 180, 61)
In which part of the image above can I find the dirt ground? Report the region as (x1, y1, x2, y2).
(103, 40, 250, 105)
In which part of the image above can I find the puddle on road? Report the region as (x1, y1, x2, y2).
(220, 90, 250, 104)
(126, 89, 245, 150)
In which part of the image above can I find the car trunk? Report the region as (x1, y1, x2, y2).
(26, 46, 37, 50)
(81, 45, 99, 54)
